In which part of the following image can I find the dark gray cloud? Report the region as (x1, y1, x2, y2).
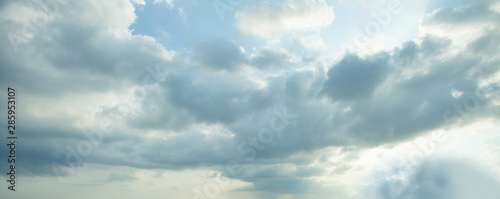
(422, 0, 500, 26)
(228, 163, 324, 194)
(418, 36, 451, 56)
(160, 71, 262, 124)
(192, 38, 246, 71)
(249, 48, 291, 70)
(331, 37, 498, 145)
(248, 178, 319, 194)
(467, 30, 500, 56)
(321, 52, 390, 101)
(393, 41, 418, 65)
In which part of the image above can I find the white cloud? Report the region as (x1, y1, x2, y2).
(236, 0, 335, 39)
(294, 33, 326, 50)
(130, 0, 146, 5)
(178, 8, 187, 25)
(153, 0, 174, 9)
(73, 0, 137, 30)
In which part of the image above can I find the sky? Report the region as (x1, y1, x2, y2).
(1, 0, 500, 198)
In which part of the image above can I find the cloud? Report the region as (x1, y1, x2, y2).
(4, 0, 500, 178)
(377, 158, 500, 199)
(160, 70, 261, 124)
(293, 34, 327, 50)
(418, 0, 500, 46)
(422, 1, 500, 26)
(153, 0, 174, 9)
(1, 0, 500, 198)
(466, 30, 500, 56)
(321, 52, 390, 101)
(249, 48, 292, 70)
(0, 0, 175, 96)
(328, 37, 499, 145)
(229, 163, 324, 194)
(130, 0, 146, 5)
(192, 38, 246, 71)
(236, 0, 335, 38)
